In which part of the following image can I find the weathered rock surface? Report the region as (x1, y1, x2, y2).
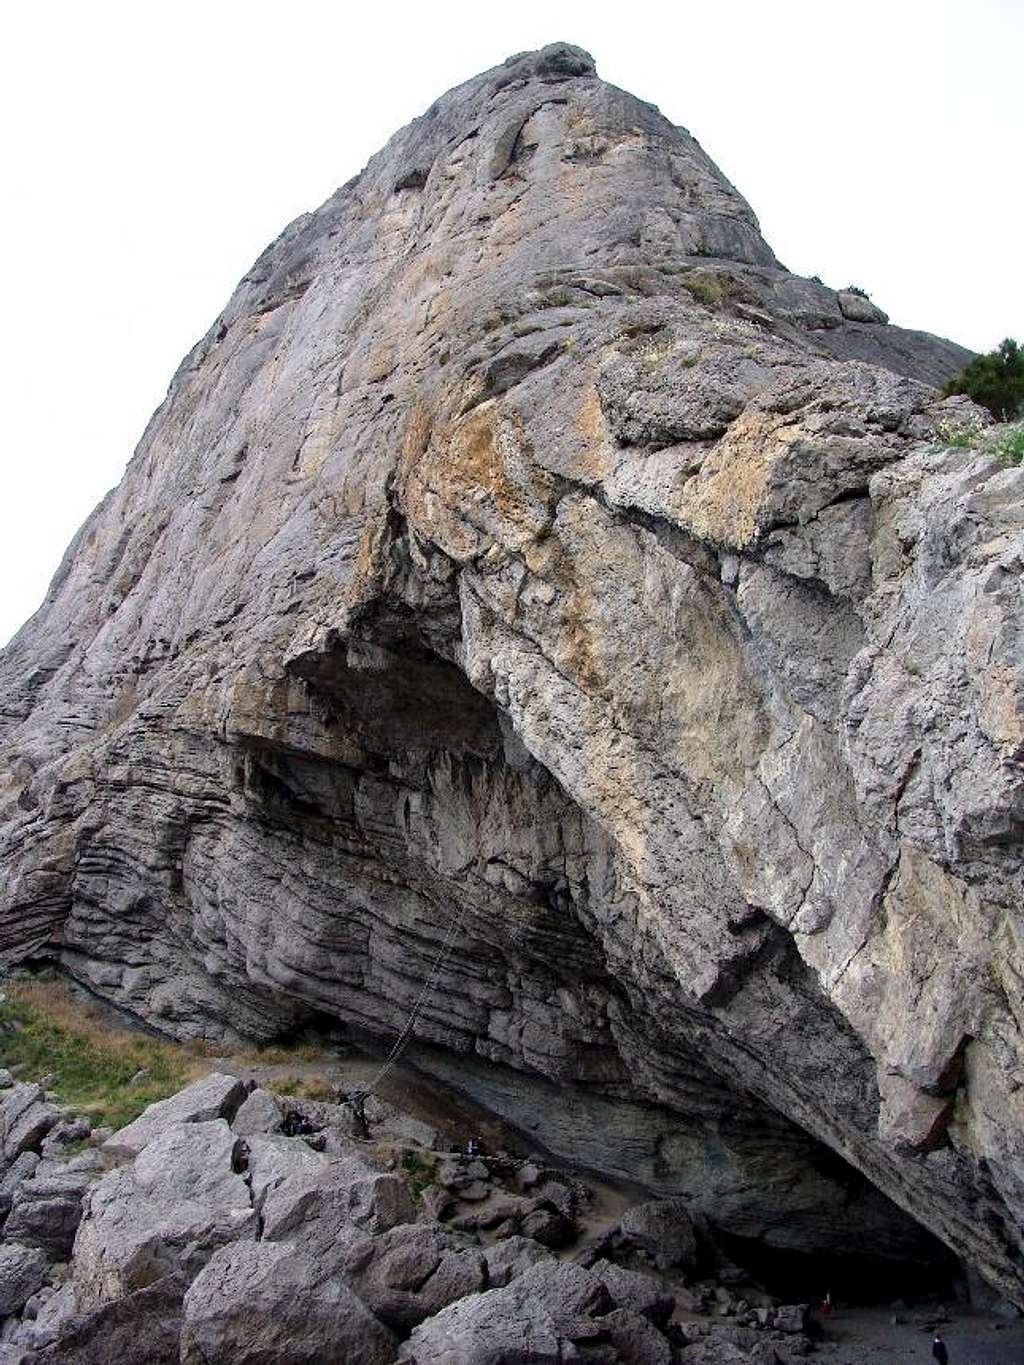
(0, 39, 1021, 1308)
(180, 1241, 396, 1365)
(101, 1072, 249, 1157)
(0, 1242, 47, 1317)
(398, 1260, 643, 1363)
(72, 1119, 256, 1309)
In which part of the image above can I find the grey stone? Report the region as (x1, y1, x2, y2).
(773, 1304, 809, 1334)
(482, 1235, 553, 1287)
(618, 1199, 698, 1271)
(244, 1131, 326, 1211)
(591, 1259, 675, 1324)
(39, 1117, 91, 1159)
(420, 1182, 455, 1221)
(837, 289, 889, 324)
(101, 1073, 249, 1157)
(1, 1084, 61, 1162)
(72, 1120, 255, 1309)
(0, 1150, 39, 1219)
(0, 1243, 47, 1316)
(27, 1272, 186, 1364)
(230, 1085, 284, 1136)
(399, 1260, 616, 1362)
(180, 1240, 395, 1364)
(261, 1151, 416, 1269)
(346, 1221, 487, 1332)
(4, 1160, 97, 1257)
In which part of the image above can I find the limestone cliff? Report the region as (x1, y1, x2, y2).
(1, 44, 1021, 1303)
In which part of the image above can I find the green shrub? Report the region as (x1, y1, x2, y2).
(943, 338, 1024, 422)
(987, 423, 1024, 466)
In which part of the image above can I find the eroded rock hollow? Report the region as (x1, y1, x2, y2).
(2, 43, 1021, 1303)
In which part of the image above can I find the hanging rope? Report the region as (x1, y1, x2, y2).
(357, 897, 474, 1099)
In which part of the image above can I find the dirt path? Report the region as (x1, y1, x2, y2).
(809, 1306, 1024, 1364)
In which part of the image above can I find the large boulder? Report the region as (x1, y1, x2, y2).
(344, 1222, 487, 1332)
(0, 1242, 47, 1317)
(0, 1152, 39, 1222)
(101, 1073, 249, 1158)
(481, 1235, 553, 1288)
(399, 1260, 670, 1364)
(244, 1131, 327, 1211)
(618, 1199, 698, 1271)
(180, 1241, 396, 1365)
(591, 1258, 675, 1325)
(28, 1272, 186, 1364)
(230, 1086, 284, 1137)
(4, 1153, 102, 1257)
(261, 1151, 416, 1265)
(72, 1119, 255, 1309)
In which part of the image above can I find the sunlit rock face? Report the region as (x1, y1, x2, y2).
(1, 42, 1020, 1302)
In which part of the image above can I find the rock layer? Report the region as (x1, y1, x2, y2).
(1, 44, 1021, 1301)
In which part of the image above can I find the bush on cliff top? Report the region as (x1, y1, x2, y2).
(943, 337, 1024, 422)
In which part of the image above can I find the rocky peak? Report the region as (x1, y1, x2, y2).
(1, 45, 1021, 1313)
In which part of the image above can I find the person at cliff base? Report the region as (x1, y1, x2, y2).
(931, 1332, 949, 1364)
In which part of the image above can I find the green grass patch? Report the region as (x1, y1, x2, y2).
(0, 978, 203, 1130)
(399, 1148, 438, 1198)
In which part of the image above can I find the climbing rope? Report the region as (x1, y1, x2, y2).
(359, 897, 475, 1098)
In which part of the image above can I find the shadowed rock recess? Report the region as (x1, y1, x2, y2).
(1, 43, 1021, 1305)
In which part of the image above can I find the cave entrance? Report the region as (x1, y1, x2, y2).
(710, 1226, 964, 1308)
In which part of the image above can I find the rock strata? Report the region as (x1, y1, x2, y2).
(0, 40, 1021, 1310)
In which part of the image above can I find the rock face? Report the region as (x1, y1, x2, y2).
(0, 42, 1021, 1304)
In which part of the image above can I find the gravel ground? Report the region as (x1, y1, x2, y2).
(810, 1306, 1024, 1364)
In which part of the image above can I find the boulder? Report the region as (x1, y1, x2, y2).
(591, 1259, 675, 1325)
(520, 1205, 575, 1248)
(837, 289, 889, 324)
(39, 1117, 92, 1159)
(772, 1304, 809, 1334)
(244, 1131, 327, 1210)
(420, 1183, 455, 1222)
(4, 1158, 100, 1257)
(482, 1235, 553, 1288)
(101, 1073, 249, 1158)
(347, 1222, 487, 1332)
(598, 1306, 674, 1364)
(0, 1084, 61, 1162)
(28, 1271, 186, 1364)
(230, 1086, 284, 1137)
(180, 1241, 395, 1364)
(399, 1260, 666, 1363)
(0, 1151, 39, 1221)
(262, 1151, 416, 1265)
(0, 1243, 47, 1317)
(72, 1119, 255, 1309)
(618, 1199, 698, 1271)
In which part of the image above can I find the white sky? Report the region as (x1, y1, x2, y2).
(2, 0, 1021, 647)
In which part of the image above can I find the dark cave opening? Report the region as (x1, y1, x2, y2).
(709, 1226, 965, 1308)
(273, 621, 978, 1309)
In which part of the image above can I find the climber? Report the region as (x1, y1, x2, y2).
(347, 1088, 371, 1140)
(931, 1332, 949, 1365)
